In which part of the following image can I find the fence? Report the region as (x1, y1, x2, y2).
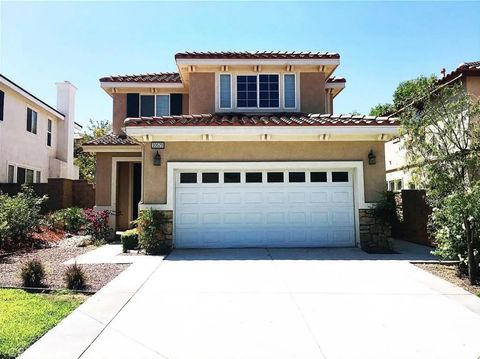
(0, 178, 95, 213)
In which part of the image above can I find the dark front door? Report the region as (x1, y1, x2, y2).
(132, 163, 142, 221)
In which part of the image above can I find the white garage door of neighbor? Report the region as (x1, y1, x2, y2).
(174, 169, 355, 248)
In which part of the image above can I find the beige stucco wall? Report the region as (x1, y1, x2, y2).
(0, 83, 62, 183)
(142, 141, 386, 205)
(300, 72, 326, 114)
(466, 76, 480, 99)
(112, 93, 126, 135)
(94, 152, 141, 206)
(188, 72, 215, 114)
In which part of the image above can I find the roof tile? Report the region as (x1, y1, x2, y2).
(175, 51, 339, 60)
(100, 72, 181, 83)
(83, 134, 139, 146)
(437, 61, 480, 85)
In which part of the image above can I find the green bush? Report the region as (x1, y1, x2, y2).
(0, 186, 47, 248)
(20, 259, 46, 288)
(63, 263, 86, 290)
(137, 209, 166, 255)
(121, 228, 138, 253)
(54, 207, 86, 233)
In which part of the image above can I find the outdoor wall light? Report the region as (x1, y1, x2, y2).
(368, 150, 376, 165)
(153, 150, 161, 166)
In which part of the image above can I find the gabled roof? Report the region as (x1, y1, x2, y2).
(99, 72, 181, 83)
(83, 134, 139, 146)
(175, 51, 340, 60)
(124, 113, 399, 127)
(437, 61, 480, 85)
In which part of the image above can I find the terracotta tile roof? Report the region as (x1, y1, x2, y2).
(83, 134, 139, 146)
(175, 51, 340, 60)
(437, 61, 480, 85)
(99, 72, 181, 83)
(124, 113, 399, 127)
(326, 77, 346, 84)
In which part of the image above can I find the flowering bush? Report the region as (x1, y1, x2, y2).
(84, 209, 112, 245)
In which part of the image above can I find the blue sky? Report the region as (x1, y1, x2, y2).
(1, 1, 479, 128)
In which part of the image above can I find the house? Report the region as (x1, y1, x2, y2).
(0, 75, 80, 183)
(83, 51, 399, 249)
(385, 61, 480, 191)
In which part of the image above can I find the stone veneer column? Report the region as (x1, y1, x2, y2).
(359, 209, 392, 250)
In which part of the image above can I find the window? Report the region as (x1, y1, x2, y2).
(259, 75, 279, 108)
(395, 180, 403, 191)
(224, 172, 240, 183)
(140, 95, 155, 117)
(237, 75, 257, 108)
(311, 172, 327, 183)
(289, 172, 305, 183)
(27, 108, 37, 134)
(26, 169, 34, 184)
(202, 172, 219, 183)
(0, 90, 4, 121)
(35, 171, 41, 183)
(7, 165, 14, 183)
(267, 172, 284, 183)
(246, 172, 262, 183)
(219, 74, 231, 109)
(332, 172, 349, 182)
(284, 74, 296, 108)
(47, 119, 52, 146)
(155, 95, 169, 116)
(17, 167, 26, 184)
(180, 173, 197, 183)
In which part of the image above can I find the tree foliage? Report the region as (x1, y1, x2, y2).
(401, 82, 480, 283)
(74, 119, 111, 183)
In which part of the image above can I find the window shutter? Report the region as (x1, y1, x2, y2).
(126, 93, 140, 117)
(170, 94, 183, 115)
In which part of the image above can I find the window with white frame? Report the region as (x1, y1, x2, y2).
(47, 119, 52, 146)
(219, 74, 231, 109)
(26, 108, 37, 134)
(140, 95, 170, 117)
(8, 164, 41, 184)
(236, 74, 280, 108)
(283, 74, 296, 108)
(7, 165, 14, 183)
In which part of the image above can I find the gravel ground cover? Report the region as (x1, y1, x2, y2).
(0, 242, 128, 292)
(416, 263, 480, 296)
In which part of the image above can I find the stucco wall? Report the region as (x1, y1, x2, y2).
(0, 83, 61, 183)
(112, 93, 126, 135)
(142, 141, 386, 205)
(466, 76, 480, 99)
(188, 72, 215, 114)
(300, 72, 326, 114)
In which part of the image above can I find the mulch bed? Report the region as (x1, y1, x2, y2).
(0, 246, 128, 292)
(416, 263, 480, 296)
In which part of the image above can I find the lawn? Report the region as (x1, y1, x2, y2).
(0, 289, 85, 359)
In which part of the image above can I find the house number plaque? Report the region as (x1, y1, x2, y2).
(151, 142, 165, 149)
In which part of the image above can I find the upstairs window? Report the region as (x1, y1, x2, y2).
(140, 95, 170, 117)
(284, 74, 296, 108)
(26, 108, 37, 134)
(47, 119, 52, 146)
(0, 90, 4, 121)
(236, 74, 280, 109)
(219, 74, 231, 109)
(259, 75, 279, 108)
(237, 75, 257, 108)
(155, 95, 170, 116)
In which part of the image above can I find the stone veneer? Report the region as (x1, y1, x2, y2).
(152, 210, 174, 251)
(359, 209, 392, 250)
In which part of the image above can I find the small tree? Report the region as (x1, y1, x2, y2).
(401, 83, 480, 284)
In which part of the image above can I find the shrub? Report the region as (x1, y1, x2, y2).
(0, 186, 47, 248)
(54, 208, 86, 233)
(84, 209, 112, 245)
(64, 263, 86, 290)
(137, 209, 167, 255)
(121, 228, 138, 253)
(20, 259, 45, 288)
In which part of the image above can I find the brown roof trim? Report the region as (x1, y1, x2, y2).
(437, 61, 480, 85)
(99, 73, 181, 83)
(175, 51, 340, 60)
(124, 113, 399, 128)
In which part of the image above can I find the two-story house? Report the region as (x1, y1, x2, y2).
(0, 75, 80, 183)
(385, 61, 480, 191)
(83, 51, 399, 249)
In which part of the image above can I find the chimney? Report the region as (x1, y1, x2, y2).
(440, 68, 446, 78)
(55, 81, 77, 178)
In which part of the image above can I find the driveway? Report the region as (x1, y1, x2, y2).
(22, 247, 480, 359)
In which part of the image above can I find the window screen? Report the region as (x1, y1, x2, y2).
(219, 74, 231, 108)
(155, 95, 169, 116)
(140, 95, 155, 117)
(284, 74, 295, 108)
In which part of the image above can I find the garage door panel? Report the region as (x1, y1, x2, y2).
(310, 192, 329, 203)
(245, 192, 263, 203)
(224, 192, 242, 204)
(266, 212, 285, 224)
(267, 192, 285, 204)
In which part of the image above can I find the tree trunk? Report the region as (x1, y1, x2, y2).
(464, 219, 477, 285)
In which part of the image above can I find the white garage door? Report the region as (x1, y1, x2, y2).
(174, 169, 355, 248)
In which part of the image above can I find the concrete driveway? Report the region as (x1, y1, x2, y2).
(22, 248, 480, 359)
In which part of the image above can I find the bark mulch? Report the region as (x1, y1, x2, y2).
(415, 263, 480, 296)
(0, 246, 128, 292)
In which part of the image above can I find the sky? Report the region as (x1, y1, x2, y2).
(1, 1, 479, 129)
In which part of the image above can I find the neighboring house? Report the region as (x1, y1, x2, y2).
(83, 51, 399, 249)
(385, 61, 480, 191)
(0, 75, 79, 183)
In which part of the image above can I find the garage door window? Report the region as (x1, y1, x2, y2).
(332, 171, 349, 182)
(224, 172, 241, 183)
(310, 172, 327, 182)
(289, 172, 305, 182)
(202, 173, 219, 183)
(246, 172, 262, 183)
(267, 172, 284, 183)
(180, 173, 197, 183)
